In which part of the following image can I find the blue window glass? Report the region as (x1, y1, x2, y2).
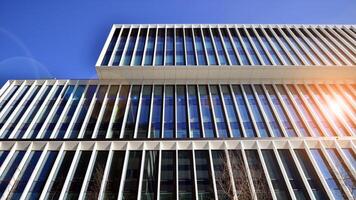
(133, 28, 147, 65)
(310, 149, 347, 199)
(66, 151, 92, 199)
(264, 85, 297, 137)
(212, 150, 233, 199)
(212, 28, 228, 65)
(47, 151, 75, 199)
(245, 150, 273, 199)
(243, 85, 270, 137)
(2, 85, 41, 138)
(102, 28, 120, 65)
(160, 151, 176, 199)
(85, 151, 109, 199)
(0, 151, 9, 168)
(83, 85, 108, 139)
(193, 28, 207, 65)
(298, 29, 334, 65)
(185, 28, 196, 65)
(137, 86, 152, 138)
(176, 86, 188, 138)
(262, 150, 291, 200)
(255, 29, 282, 65)
(111, 85, 130, 138)
(247, 28, 272, 65)
(229, 28, 250, 65)
(7, 151, 42, 199)
(221, 28, 240, 65)
(188, 86, 202, 138)
(25, 151, 58, 200)
(28, 85, 64, 139)
(176, 29, 185, 65)
(15, 86, 52, 139)
(141, 151, 159, 200)
(103, 151, 125, 199)
(0, 151, 25, 195)
(0, 85, 31, 130)
(342, 148, 355, 170)
(195, 150, 214, 200)
(123, 28, 138, 65)
(165, 28, 174, 65)
(97, 85, 119, 138)
(43, 85, 75, 139)
(199, 86, 216, 138)
(232, 85, 256, 137)
(282, 29, 313, 65)
(278, 150, 310, 200)
(331, 28, 356, 56)
(326, 149, 355, 197)
(123, 85, 141, 138)
(202, 28, 217, 65)
(239, 28, 261, 65)
(273, 28, 303, 65)
(56, 85, 86, 139)
(210, 85, 229, 138)
(221, 85, 242, 137)
(287, 85, 323, 136)
(294, 149, 328, 199)
(164, 85, 175, 138)
(0, 85, 20, 113)
(178, 151, 195, 199)
(275, 85, 310, 137)
(155, 29, 165, 66)
(113, 28, 129, 65)
(297, 85, 336, 136)
(144, 28, 156, 66)
(150, 86, 163, 138)
(265, 29, 293, 65)
(68, 85, 96, 139)
(254, 85, 284, 137)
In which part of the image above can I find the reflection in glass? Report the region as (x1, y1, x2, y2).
(141, 151, 159, 200)
(195, 150, 214, 200)
(160, 151, 176, 199)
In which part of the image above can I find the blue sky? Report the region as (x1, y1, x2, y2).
(0, 0, 355, 85)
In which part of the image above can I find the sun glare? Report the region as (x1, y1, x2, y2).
(328, 100, 343, 117)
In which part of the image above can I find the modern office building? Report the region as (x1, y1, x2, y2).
(0, 24, 355, 199)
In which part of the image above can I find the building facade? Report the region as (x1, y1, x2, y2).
(0, 24, 355, 200)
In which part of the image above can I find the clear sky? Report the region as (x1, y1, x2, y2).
(0, 0, 355, 85)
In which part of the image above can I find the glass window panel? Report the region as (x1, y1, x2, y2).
(123, 86, 141, 138)
(232, 85, 256, 137)
(176, 86, 188, 138)
(203, 28, 217, 65)
(212, 150, 233, 199)
(262, 150, 291, 200)
(294, 149, 328, 199)
(103, 151, 125, 199)
(122, 151, 142, 199)
(144, 28, 156, 66)
(255, 29, 282, 65)
(193, 28, 207, 65)
(0, 151, 9, 168)
(0, 85, 20, 113)
(176, 28, 185, 65)
(123, 28, 139, 65)
(221, 85, 242, 137)
(243, 85, 270, 137)
(85, 151, 109, 199)
(229, 28, 250, 65)
(221, 28, 239, 65)
(265, 29, 293, 65)
(264, 85, 297, 137)
(310, 149, 347, 199)
(178, 151, 195, 200)
(165, 28, 175, 65)
(163, 85, 175, 138)
(141, 151, 159, 200)
(154, 29, 165, 66)
(150, 86, 163, 138)
(273, 28, 303, 65)
(83, 85, 108, 139)
(239, 28, 261, 65)
(342, 148, 355, 170)
(137, 86, 152, 138)
(160, 151, 176, 199)
(113, 28, 130, 65)
(281, 29, 313, 65)
(195, 150, 214, 200)
(0, 151, 25, 195)
(188, 86, 202, 138)
(133, 28, 147, 65)
(212, 28, 228, 65)
(102, 29, 120, 65)
(184, 28, 196, 65)
(199, 86, 216, 138)
(247, 28, 272, 65)
(210, 85, 229, 138)
(111, 85, 130, 138)
(245, 150, 273, 199)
